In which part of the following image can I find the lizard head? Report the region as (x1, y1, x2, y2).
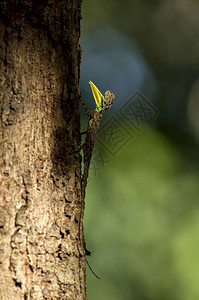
(89, 81, 115, 112)
(103, 90, 115, 110)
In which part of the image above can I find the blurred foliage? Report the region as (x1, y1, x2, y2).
(85, 128, 199, 300)
(80, 0, 199, 299)
(82, 0, 199, 71)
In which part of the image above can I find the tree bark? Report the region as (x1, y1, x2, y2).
(0, 1, 86, 299)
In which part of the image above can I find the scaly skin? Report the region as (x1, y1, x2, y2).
(79, 90, 115, 256)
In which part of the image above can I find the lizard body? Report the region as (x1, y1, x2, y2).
(79, 89, 115, 257)
(81, 90, 115, 201)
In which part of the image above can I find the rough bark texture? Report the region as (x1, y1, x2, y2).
(0, 1, 86, 299)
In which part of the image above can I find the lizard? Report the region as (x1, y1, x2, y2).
(79, 81, 115, 261)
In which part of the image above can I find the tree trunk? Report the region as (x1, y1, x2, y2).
(0, 1, 86, 299)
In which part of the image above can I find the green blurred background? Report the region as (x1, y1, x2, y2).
(80, 1, 199, 299)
